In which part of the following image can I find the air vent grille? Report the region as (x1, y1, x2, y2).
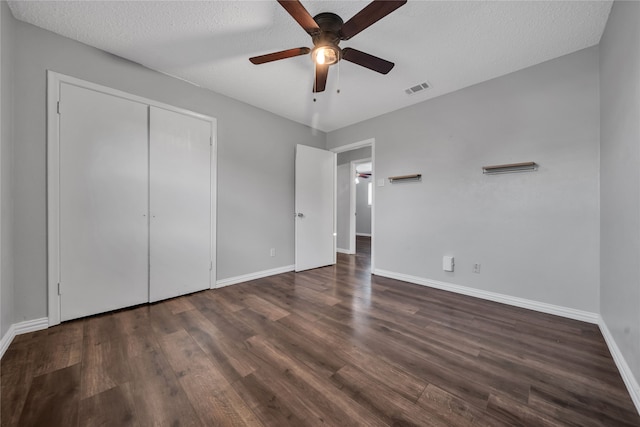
(405, 82, 430, 96)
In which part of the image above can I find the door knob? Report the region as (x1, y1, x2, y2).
(297, 213, 304, 218)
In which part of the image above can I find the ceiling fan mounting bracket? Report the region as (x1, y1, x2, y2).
(312, 13, 342, 47)
(313, 12, 343, 34)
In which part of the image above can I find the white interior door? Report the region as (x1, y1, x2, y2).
(295, 145, 336, 272)
(149, 107, 212, 302)
(59, 83, 149, 321)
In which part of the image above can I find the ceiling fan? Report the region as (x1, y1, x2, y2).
(249, 0, 407, 93)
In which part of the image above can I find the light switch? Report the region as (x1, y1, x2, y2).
(377, 179, 385, 187)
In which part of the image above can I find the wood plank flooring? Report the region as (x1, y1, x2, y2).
(2, 236, 639, 426)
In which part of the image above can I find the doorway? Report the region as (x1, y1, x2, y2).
(354, 160, 372, 238)
(332, 139, 375, 269)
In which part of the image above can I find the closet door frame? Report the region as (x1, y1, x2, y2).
(47, 71, 217, 326)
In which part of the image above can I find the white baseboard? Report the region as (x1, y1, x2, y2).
(372, 269, 599, 324)
(356, 233, 371, 237)
(598, 318, 640, 415)
(0, 317, 49, 359)
(215, 265, 295, 288)
(337, 248, 355, 255)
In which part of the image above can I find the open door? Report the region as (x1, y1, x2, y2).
(295, 145, 336, 272)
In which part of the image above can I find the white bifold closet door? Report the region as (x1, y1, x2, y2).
(149, 107, 212, 302)
(59, 83, 149, 321)
(57, 84, 213, 321)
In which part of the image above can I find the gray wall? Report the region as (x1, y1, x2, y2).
(336, 163, 350, 251)
(600, 0, 640, 387)
(9, 16, 325, 322)
(1, 1, 14, 337)
(356, 177, 372, 235)
(337, 146, 371, 165)
(328, 47, 600, 313)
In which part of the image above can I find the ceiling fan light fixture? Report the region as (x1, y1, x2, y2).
(314, 45, 339, 65)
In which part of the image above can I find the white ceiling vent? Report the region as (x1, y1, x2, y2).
(405, 82, 430, 96)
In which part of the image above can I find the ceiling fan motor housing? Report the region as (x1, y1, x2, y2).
(312, 12, 343, 63)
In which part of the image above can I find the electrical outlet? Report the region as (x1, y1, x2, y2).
(473, 263, 481, 273)
(443, 256, 454, 272)
(270, 248, 276, 257)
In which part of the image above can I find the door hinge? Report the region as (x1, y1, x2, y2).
(56, 101, 61, 115)
(57, 283, 61, 295)
(210, 261, 213, 271)
(210, 136, 213, 146)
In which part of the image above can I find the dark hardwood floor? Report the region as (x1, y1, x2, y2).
(2, 236, 639, 426)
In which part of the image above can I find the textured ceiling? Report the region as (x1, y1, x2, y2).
(8, 1, 613, 132)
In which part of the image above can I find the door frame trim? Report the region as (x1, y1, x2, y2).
(46, 71, 217, 326)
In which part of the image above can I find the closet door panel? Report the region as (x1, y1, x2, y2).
(59, 83, 149, 321)
(149, 107, 212, 302)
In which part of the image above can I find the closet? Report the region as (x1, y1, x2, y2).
(48, 73, 216, 323)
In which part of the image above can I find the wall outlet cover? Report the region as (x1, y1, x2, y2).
(443, 256, 454, 272)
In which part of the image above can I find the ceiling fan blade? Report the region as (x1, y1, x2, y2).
(277, 0, 320, 36)
(249, 47, 311, 64)
(339, 0, 407, 40)
(342, 48, 394, 74)
(313, 64, 329, 93)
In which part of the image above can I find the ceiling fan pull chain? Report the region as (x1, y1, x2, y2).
(337, 58, 341, 94)
(313, 61, 317, 102)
